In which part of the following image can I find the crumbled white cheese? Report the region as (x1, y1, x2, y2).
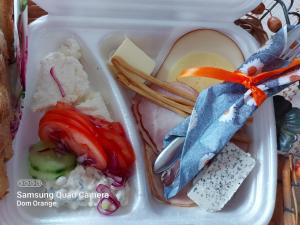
(32, 51, 90, 111)
(59, 38, 82, 59)
(75, 92, 112, 121)
(31, 38, 112, 121)
(187, 142, 255, 212)
(45, 165, 130, 210)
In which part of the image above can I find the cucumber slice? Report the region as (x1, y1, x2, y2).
(29, 165, 72, 181)
(30, 141, 55, 152)
(29, 146, 76, 173)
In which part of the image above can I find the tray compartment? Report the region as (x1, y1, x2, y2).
(8, 28, 144, 224)
(96, 25, 277, 225)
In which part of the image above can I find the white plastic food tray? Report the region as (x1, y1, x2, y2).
(0, 1, 277, 224)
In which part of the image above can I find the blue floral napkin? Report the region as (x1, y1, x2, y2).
(163, 25, 300, 199)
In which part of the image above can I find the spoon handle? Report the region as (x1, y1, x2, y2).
(153, 137, 184, 174)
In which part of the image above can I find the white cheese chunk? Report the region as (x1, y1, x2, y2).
(32, 51, 90, 112)
(58, 38, 82, 59)
(75, 92, 112, 121)
(187, 142, 255, 212)
(111, 38, 155, 83)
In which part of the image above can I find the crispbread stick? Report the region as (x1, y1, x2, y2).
(112, 58, 197, 103)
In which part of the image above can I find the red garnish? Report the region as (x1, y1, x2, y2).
(77, 154, 97, 167)
(96, 184, 121, 215)
(50, 67, 66, 98)
(104, 172, 127, 189)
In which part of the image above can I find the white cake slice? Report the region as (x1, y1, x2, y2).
(187, 142, 255, 212)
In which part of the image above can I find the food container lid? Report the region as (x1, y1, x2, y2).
(33, 0, 262, 22)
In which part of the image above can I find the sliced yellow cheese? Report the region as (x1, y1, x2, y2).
(169, 52, 235, 92)
(110, 38, 156, 83)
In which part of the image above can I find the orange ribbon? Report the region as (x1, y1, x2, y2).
(180, 58, 300, 106)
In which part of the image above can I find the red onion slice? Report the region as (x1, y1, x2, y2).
(104, 172, 127, 189)
(50, 67, 66, 98)
(55, 143, 69, 154)
(96, 184, 121, 216)
(97, 196, 120, 215)
(96, 184, 111, 193)
(77, 154, 96, 167)
(77, 154, 87, 164)
(82, 158, 96, 167)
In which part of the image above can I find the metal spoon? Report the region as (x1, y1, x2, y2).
(153, 137, 184, 174)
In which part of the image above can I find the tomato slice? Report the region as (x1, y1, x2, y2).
(40, 113, 94, 136)
(99, 129, 135, 163)
(110, 122, 126, 136)
(98, 137, 129, 176)
(39, 120, 108, 170)
(89, 117, 111, 127)
(46, 104, 95, 134)
(96, 127, 135, 175)
(38, 102, 135, 176)
(90, 118, 125, 135)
